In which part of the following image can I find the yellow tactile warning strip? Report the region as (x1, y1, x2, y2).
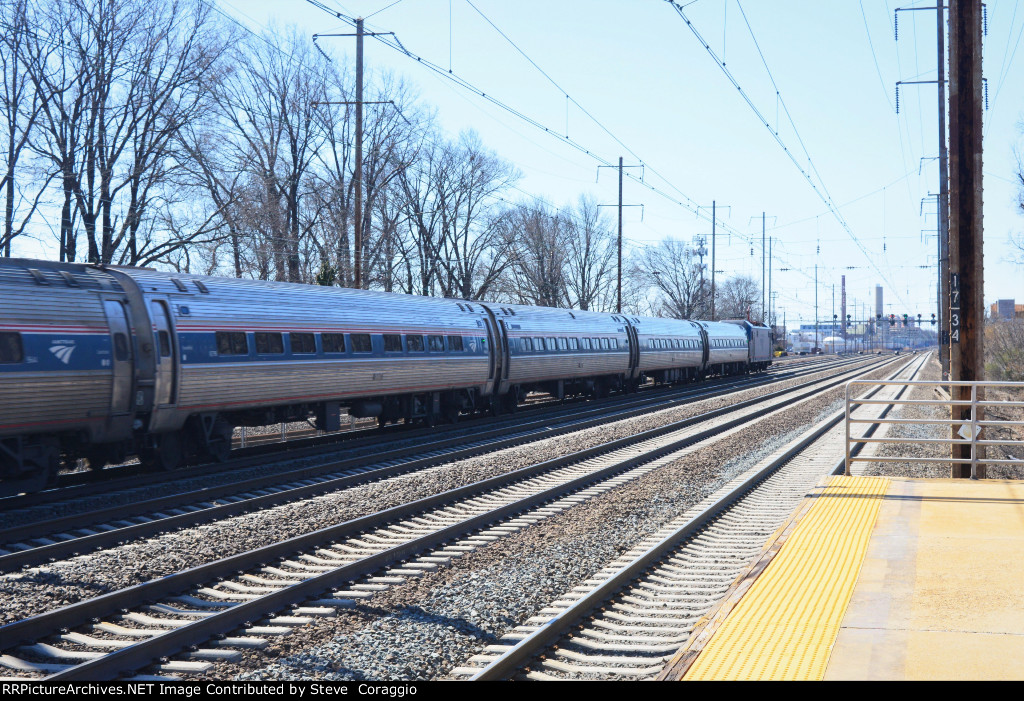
(683, 475, 890, 681)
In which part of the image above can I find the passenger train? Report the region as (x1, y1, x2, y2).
(0, 259, 772, 493)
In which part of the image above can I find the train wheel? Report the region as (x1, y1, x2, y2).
(206, 420, 233, 463)
(144, 432, 185, 471)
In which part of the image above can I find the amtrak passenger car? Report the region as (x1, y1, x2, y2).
(0, 259, 772, 493)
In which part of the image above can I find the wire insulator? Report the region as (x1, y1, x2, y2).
(895, 85, 900, 114)
(894, 12, 898, 41)
(984, 79, 989, 110)
(983, 5, 988, 36)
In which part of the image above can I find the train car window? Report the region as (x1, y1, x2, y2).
(407, 334, 425, 352)
(428, 335, 445, 352)
(255, 332, 284, 354)
(447, 335, 464, 351)
(546, 337, 556, 351)
(322, 333, 346, 353)
(520, 337, 532, 352)
(0, 332, 23, 363)
(534, 337, 545, 351)
(291, 332, 316, 354)
(216, 331, 248, 356)
(569, 338, 579, 350)
(612, 339, 619, 349)
(383, 334, 403, 352)
(114, 333, 130, 361)
(557, 337, 567, 350)
(158, 331, 172, 357)
(581, 338, 591, 350)
(350, 334, 372, 353)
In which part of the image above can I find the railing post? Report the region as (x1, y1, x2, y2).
(970, 383, 978, 480)
(845, 382, 852, 476)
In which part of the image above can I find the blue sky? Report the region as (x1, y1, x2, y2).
(224, 0, 1024, 326)
(19, 0, 1024, 327)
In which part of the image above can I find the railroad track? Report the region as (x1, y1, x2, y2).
(452, 353, 929, 680)
(0, 357, 869, 573)
(6, 356, 845, 507)
(0, 355, 901, 680)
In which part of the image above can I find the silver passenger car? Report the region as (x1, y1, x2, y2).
(491, 303, 634, 401)
(699, 321, 750, 375)
(632, 316, 705, 383)
(0, 261, 139, 489)
(116, 268, 497, 435)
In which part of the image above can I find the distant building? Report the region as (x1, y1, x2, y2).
(990, 299, 1023, 320)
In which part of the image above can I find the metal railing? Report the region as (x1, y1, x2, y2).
(845, 380, 1024, 479)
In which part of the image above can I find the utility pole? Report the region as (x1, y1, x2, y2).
(768, 236, 773, 326)
(618, 157, 623, 313)
(696, 201, 729, 321)
(711, 201, 717, 320)
(597, 160, 643, 314)
(937, 0, 951, 380)
(814, 263, 819, 352)
(354, 17, 364, 289)
(947, 0, 984, 478)
(313, 22, 396, 290)
(762, 212, 766, 322)
(894, 3, 954, 376)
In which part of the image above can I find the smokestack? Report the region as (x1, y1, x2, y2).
(842, 275, 847, 338)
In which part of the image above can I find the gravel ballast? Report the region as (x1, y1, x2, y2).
(174, 360, 907, 681)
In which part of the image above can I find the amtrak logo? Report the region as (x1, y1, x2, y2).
(49, 343, 76, 364)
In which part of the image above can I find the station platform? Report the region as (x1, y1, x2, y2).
(659, 475, 1024, 681)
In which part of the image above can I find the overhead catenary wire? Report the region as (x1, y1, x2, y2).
(302, 0, 758, 248)
(667, 0, 911, 311)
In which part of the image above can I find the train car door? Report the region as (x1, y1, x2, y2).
(697, 323, 710, 371)
(478, 307, 502, 397)
(149, 300, 178, 407)
(102, 300, 134, 416)
(625, 322, 640, 379)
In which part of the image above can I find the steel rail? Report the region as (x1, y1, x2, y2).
(0, 358, 897, 679)
(1, 356, 848, 509)
(467, 354, 927, 680)
(29, 356, 901, 681)
(0, 360, 868, 572)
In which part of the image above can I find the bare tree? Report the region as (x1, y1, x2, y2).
(503, 202, 568, 307)
(986, 319, 1024, 380)
(635, 238, 708, 319)
(207, 26, 328, 282)
(0, 0, 49, 256)
(717, 275, 762, 322)
(1011, 145, 1024, 264)
(563, 195, 616, 311)
(20, 0, 220, 265)
(394, 130, 518, 299)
